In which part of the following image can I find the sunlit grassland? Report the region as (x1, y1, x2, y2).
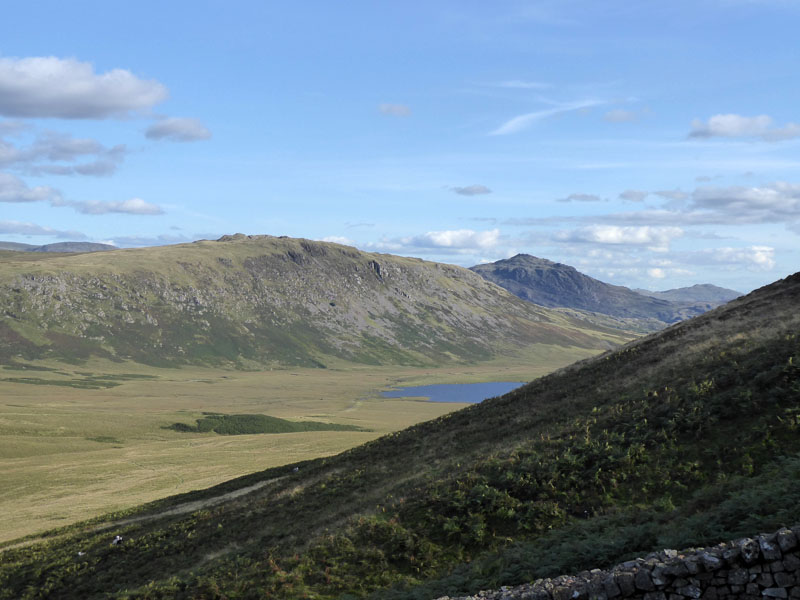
(0, 343, 600, 543)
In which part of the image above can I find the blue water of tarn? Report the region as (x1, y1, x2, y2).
(380, 381, 525, 404)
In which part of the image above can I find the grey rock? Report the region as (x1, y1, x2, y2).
(762, 589, 788, 599)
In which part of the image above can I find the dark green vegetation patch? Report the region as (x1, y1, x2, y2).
(0, 273, 798, 600)
(166, 413, 367, 435)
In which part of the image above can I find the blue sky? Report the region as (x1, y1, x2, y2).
(1, 1, 798, 292)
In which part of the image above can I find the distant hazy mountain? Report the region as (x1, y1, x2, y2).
(0, 242, 37, 251)
(0, 240, 116, 253)
(470, 254, 731, 326)
(634, 283, 742, 304)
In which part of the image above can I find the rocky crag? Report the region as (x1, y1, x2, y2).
(438, 527, 800, 600)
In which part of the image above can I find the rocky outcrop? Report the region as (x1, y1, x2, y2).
(437, 527, 800, 600)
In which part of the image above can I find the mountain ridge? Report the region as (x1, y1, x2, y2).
(0, 235, 631, 369)
(470, 254, 737, 327)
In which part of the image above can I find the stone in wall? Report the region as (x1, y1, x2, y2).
(435, 526, 800, 600)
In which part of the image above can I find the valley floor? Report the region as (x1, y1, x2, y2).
(0, 345, 598, 544)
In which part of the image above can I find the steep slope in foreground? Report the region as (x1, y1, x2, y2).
(0, 235, 629, 368)
(470, 254, 731, 327)
(2, 272, 798, 599)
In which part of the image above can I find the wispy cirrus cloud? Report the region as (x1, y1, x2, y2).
(489, 99, 603, 135)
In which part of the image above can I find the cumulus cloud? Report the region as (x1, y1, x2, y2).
(647, 268, 666, 279)
(655, 189, 689, 201)
(378, 103, 411, 117)
(555, 225, 684, 252)
(604, 109, 637, 123)
(321, 235, 355, 246)
(0, 56, 168, 119)
(619, 189, 648, 202)
(558, 193, 603, 203)
(688, 246, 776, 271)
(409, 228, 500, 249)
(370, 228, 501, 255)
(145, 117, 212, 142)
(689, 114, 800, 142)
(690, 182, 800, 222)
(0, 172, 61, 203)
(0, 128, 127, 176)
(0, 219, 85, 239)
(452, 184, 492, 196)
(69, 197, 164, 215)
(489, 99, 602, 135)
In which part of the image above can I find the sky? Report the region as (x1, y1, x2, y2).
(1, 1, 799, 293)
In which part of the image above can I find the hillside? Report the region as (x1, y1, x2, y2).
(470, 254, 733, 328)
(0, 235, 630, 369)
(2, 271, 798, 599)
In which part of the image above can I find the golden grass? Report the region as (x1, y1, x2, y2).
(0, 346, 599, 543)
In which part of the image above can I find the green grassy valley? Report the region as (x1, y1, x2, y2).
(1, 271, 797, 599)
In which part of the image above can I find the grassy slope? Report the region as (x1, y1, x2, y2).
(0, 237, 631, 369)
(1, 273, 798, 599)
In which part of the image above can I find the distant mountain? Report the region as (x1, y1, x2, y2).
(635, 283, 742, 304)
(0, 240, 116, 253)
(0, 242, 37, 251)
(470, 254, 714, 326)
(0, 235, 632, 368)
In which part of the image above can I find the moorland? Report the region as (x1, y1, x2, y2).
(0, 242, 797, 598)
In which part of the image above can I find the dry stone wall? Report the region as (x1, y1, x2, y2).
(437, 526, 800, 600)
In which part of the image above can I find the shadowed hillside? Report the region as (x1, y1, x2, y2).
(0, 235, 631, 369)
(1, 271, 798, 599)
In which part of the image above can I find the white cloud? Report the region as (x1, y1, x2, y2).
(69, 197, 164, 215)
(689, 114, 800, 141)
(647, 268, 666, 279)
(691, 182, 800, 221)
(0, 219, 85, 239)
(378, 103, 411, 117)
(555, 225, 684, 252)
(411, 228, 500, 249)
(489, 100, 602, 135)
(604, 109, 637, 123)
(558, 193, 603, 203)
(688, 246, 776, 271)
(321, 235, 355, 246)
(0, 56, 168, 119)
(0, 129, 127, 176)
(145, 117, 211, 142)
(0, 172, 61, 203)
(619, 189, 648, 202)
(654, 189, 689, 201)
(370, 228, 501, 255)
(452, 184, 492, 196)
(495, 80, 551, 90)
